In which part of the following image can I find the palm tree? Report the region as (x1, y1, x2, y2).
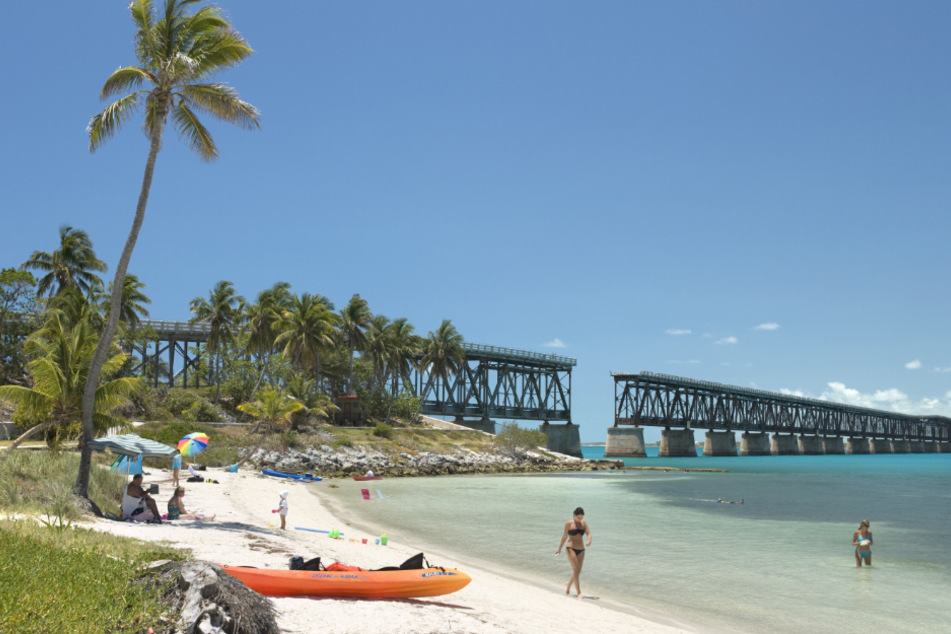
(384, 318, 422, 421)
(190, 280, 243, 403)
(235, 388, 303, 461)
(109, 273, 151, 329)
(243, 282, 292, 392)
(421, 320, 466, 402)
(338, 294, 371, 395)
(0, 313, 140, 456)
(20, 225, 107, 298)
(363, 314, 391, 394)
(274, 293, 337, 386)
(76, 0, 260, 500)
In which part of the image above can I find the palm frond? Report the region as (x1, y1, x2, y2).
(88, 93, 143, 153)
(130, 0, 158, 66)
(180, 83, 260, 129)
(171, 101, 217, 161)
(0, 385, 53, 419)
(100, 66, 153, 100)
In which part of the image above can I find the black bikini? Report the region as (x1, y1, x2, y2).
(567, 521, 585, 555)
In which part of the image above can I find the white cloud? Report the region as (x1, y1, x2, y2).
(754, 323, 780, 331)
(934, 366, 951, 373)
(666, 329, 692, 335)
(811, 381, 951, 416)
(544, 338, 566, 349)
(715, 336, 738, 345)
(905, 359, 922, 370)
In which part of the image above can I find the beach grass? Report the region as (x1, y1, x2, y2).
(0, 451, 127, 519)
(0, 519, 184, 634)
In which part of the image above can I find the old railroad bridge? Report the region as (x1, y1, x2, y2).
(131, 319, 582, 457)
(607, 371, 951, 457)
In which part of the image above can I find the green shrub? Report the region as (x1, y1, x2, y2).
(372, 422, 394, 440)
(493, 422, 549, 453)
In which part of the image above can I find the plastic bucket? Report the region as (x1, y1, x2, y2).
(380, 534, 389, 546)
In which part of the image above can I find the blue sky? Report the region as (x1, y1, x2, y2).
(2, 2, 950, 443)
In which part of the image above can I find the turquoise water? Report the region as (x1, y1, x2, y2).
(320, 449, 951, 633)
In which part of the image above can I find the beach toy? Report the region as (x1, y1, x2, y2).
(295, 527, 332, 534)
(362, 538, 368, 544)
(860, 540, 870, 546)
(380, 534, 389, 546)
(328, 529, 341, 539)
(361, 488, 370, 500)
(228, 463, 239, 473)
(375, 539, 380, 545)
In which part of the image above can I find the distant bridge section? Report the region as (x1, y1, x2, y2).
(606, 371, 951, 457)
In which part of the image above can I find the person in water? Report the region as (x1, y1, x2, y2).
(852, 519, 873, 566)
(166, 486, 214, 521)
(556, 506, 592, 599)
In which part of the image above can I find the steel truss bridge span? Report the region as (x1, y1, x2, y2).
(614, 371, 951, 442)
(132, 320, 576, 423)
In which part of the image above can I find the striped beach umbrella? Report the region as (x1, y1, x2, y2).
(178, 432, 210, 456)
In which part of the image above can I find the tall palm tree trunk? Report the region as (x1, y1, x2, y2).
(74, 107, 166, 501)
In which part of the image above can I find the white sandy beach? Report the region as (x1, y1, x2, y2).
(88, 468, 701, 634)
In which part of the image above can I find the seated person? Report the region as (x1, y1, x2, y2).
(122, 474, 161, 522)
(167, 486, 214, 521)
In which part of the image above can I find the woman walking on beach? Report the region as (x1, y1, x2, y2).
(556, 507, 592, 599)
(852, 519, 873, 567)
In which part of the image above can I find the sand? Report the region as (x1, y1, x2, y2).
(87, 469, 701, 634)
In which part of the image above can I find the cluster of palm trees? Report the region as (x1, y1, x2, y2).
(1, 222, 470, 454)
(0, 226, 147, 455)
(188, 280, 468, 424)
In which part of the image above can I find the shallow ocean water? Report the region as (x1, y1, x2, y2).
(320, 449, 951, 633)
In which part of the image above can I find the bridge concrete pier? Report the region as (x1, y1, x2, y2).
(869, 439, 891, 454)
(822, 436, 845, 454)
(890, 440, 910, 453)
(703, 431, 737, 456)
(938, 442, 950, 453)
(922, 442, 938, 453)
(846, 438, 869, 454)
(539, 423, 582, 458)
(604, 427, 647, 458)
(454, 417, 496, 434)
(771, 434, 800, 455)
(740, 432, 770, 456)
(909, 441, 925, 453)
(659, 429, 697, 457)
(798, 435, 822, 455)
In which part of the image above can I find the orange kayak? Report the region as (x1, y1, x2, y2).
(221, 565, 471, 598)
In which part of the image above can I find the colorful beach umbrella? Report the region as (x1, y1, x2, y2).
(178, 432, 209, 456)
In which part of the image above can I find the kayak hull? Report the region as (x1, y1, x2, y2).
(261, 469, 322, 482)
(221, 565, 471, 598)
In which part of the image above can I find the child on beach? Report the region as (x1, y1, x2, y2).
(273, 491, 289, 529)
(171, 450, 182, 488)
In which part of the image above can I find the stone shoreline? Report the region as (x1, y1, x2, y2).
(246, 444, 624, 478)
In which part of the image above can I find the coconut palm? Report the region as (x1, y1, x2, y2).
(275, 293, 337, 386)
(76, 0, 260, 500)
(338, 294, 371, 395)
(363, 314, 391, 394)
(243, 282, 292, 392)
(421, 320, 466, 402)
(235, 388, 303, 461)
(0, 313, 140, 456)
(20, 225, 107, 298)
(190, 280, 244, 403)
(109, 273, 151, 329)
(384, 317, 422, 421)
